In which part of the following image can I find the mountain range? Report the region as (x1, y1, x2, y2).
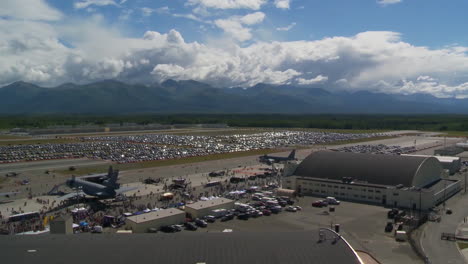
(0, 80, 467, 114)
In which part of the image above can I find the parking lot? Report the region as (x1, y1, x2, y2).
(153, 196, 422, 264)
(0, 131, 383, 164)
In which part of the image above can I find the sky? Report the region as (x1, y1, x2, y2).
(2, 0, 468, 98)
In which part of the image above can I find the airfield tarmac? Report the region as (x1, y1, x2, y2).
(0, 130, 465, 264)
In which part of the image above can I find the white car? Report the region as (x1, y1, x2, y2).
(286, 206, 297, 212)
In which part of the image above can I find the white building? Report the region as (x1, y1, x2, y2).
(125, 209, 185, 233)
(185, 198, 235, 219)
(282, 151, 460, 211)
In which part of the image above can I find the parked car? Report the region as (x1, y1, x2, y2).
(278, 200, 288, 207)
(221, 213, 234, 222)
(237, 213, 249, 220)
(172, 225, 183, 232)
(312, 200, 327, 208)
(385, 222, 393, 233)
(251, 210, 263, 218)
(270, 207, 281, 214)
(160, 225, 177, 233)
(184, 222, 198, 231)
(294, 206, 302, 211)
(286, 206, 297, 212)
(203, 215, 216, 223)
(195, 218, 208, 227)
(262, 209, 272, 216)
(326, 197, 340, 205)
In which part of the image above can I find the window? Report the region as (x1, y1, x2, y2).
(347, 187, 352, 190)
(340, 186, 345, 189)
(361, 195, 366, 198)
(376, 190, 381, 193)
(354, 195, 359, 198)
(393, 193, 399, 196)
(340, 193, 345, 196)
(334, 192, 338, 195)
(368, 190, 374, 193)
(368, 196, 373, 199)
(334, 186, 339, 189)
(321, 190, 325, 193)
(328, 185, 332, 188)
(321, 184, 326, 187)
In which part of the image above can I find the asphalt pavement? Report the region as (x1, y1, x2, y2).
(420, 177, 468, 264)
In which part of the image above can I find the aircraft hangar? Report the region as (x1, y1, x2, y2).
(282, 151, 461, 211)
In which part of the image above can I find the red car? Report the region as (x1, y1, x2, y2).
(262, 209, 272, 216)
(312, 200, 327, 208)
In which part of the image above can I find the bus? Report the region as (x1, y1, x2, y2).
(204, 181, 221, 187)
(8, 211, 40, 223)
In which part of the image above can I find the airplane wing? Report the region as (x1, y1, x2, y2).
(57, 191, 85, 201)
(116, 186, 139, 194)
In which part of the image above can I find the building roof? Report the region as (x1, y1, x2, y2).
(0, 230, 362, 264)
(401, 154, 461, 163)
(126, 209, 185, 224)
(294, 151, 441, 187)
(185, 198, 234, 210)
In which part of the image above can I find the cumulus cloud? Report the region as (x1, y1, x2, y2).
(276, 22, 296, 31)
(74, 0, 118, 9)
(274, 0, 290, 9)
(187, 0, 267, 10)
(4, 6, 468, 99)
(0, 0, 63, 21)
(297, 75, 328, 85)
(214, 12, 265, 41)
(377, 0, 402, 6)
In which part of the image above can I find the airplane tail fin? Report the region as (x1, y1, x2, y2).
(105, 166, 119, 189)
(288, 149, 296, 159)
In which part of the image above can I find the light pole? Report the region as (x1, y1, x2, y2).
(463, 168, 467, 194)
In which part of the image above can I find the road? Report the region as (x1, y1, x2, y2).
(420, 175, 468, 264)
(0, 159, 110, 174)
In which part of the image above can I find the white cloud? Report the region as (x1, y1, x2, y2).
(0, 0, 63, 21)
(240, 12, 265, 25)
(297, 75, 328, 85)
(214, 12, 265, 41)
(274, 0, 290, 9)
(276, 22, 296, 31)
(187, 0, 267, 10)
(141, 6, 170, 17)
(173, 13, 205, 22)
(74, 0, 118, 9)
(156, 6, 170, 14)
(4, 9, 468, 98)
(377, 0, 402, 6)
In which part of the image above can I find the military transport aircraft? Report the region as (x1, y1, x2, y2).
(58, 166, 137, 200)
(258, 149, 296, 165)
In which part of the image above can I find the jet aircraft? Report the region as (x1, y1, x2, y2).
(259, 149, 296, 165)
(58, 166, 136, 200)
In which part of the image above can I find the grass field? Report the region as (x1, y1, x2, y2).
(16, 127, 389, 139)
(0, 138, 81, 146)
(55, 148, 285, 176)
(0, 135, 32, 140)
(458, 242, 468, 250)
(0, 177, 8, 185)
(440, 131, 468, 137)
(324, 135, 395, 146)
